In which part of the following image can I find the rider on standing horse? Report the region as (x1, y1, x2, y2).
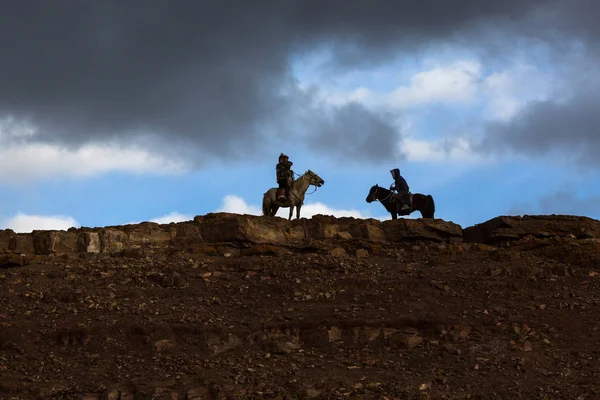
(276, 153, 294, 201)
(390, 168, 410, 212)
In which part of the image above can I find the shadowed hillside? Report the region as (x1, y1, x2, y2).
(1, 213, 599, 399)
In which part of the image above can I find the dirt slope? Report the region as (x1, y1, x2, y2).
(1, 214, 600, 399)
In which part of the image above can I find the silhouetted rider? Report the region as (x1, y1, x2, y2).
(390, 168, 410, 211)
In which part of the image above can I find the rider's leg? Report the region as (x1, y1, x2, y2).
(402, 193, 410, 210)
(277, 180, 286, 200)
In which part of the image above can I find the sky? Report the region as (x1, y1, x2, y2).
(2, 0, 600, 233)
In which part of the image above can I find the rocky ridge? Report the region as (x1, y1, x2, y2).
(2, 213, 599, 263)
(1, 213, 599, 399)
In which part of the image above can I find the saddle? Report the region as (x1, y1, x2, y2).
(277, 188, 287, 201)
(277, 176, 294, 202)
(391, 193, 412, 213)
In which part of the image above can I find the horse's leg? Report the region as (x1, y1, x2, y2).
(417, 197, 426, 218)
(428, 195, 435, 218)
(288, 205, 294, 220)
(391, 212, 397, 220)
(414, 195, 431, 218)
(296, 204, 301, 219)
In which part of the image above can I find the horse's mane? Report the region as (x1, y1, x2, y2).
(294, 170, 311, 179)
(374, 184, 391, 194)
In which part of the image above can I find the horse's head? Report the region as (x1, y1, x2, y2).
(306, 170, 325, 187)
(366, 184, 380, 203)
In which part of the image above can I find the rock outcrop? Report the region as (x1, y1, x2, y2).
(3, 213, 600, 265)
(0, 213, 462, 259)
(463, 214, 600, 244)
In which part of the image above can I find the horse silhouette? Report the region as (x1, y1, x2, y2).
(365, 184, 435, 219)
(262, 170, 325, 220)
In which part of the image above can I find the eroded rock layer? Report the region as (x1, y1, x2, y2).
(0, 213, 463, 259)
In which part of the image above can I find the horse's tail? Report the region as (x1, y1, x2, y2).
(428, 194, 435, 218)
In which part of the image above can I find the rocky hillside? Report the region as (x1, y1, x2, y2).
(1, 213, 599, 399)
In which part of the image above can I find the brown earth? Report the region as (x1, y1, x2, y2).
(1, 213, 599, 399)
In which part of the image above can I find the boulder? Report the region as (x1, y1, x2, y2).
(122, 222, 175, 247)
(99, 228, 129, 253)
(306, 215, 387, 243)
(78, 231, 101, 253)
(382, 218, 463, 243)
(32, 231, 79, 254)
(171, 222, 203, 247)
(0, 229, 16, 251)
(10, 234, 35, 254)
(0, 253, 26, 267)
(196, 213, 304, 245)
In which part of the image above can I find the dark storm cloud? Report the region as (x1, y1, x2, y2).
(539, 191, 600, 217)
(0, 0, 597, 163)
(470, 0, 600, 165)
(510, 190, 600, 218)
(478, 46, 600, 165)
(303, 102, 401, 162)
(480, 85, 600, 166)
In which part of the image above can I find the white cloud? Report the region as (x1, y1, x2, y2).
(401, 136, 488, 165)
(313, 59, 557, 123)
(291, 202, 366, 219)
(216, 195, 395, 220)
(315, 60, 482, 109)
(483, 63, 555, 120)
(385, 60, 482, 108)
(0, 198, 403, 235)
(307, 59, 558, 168)
(315, 86, 373, 107)
(1, 213, 79, 233)
(150, 212, 193, 224)
(217, 195, 262, 215)
(0, 142, 187, 182)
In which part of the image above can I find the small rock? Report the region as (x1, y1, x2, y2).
(330, 247, 347, 257)
(419, 383, 431, 391)
(336, 232, 352, 240)
(266, 341, 301, 354)
(355, 249, 369, 258)
(154, 339, 176, 352)
(392, 333, 424, 349)
(187, 387, 209, 399)
(106, 391, 120, 400)
(80, 394, 101, 400)
(304, 387, 321, 398)
(154, 388, 178, 400)
(523, 341, 533, 352)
